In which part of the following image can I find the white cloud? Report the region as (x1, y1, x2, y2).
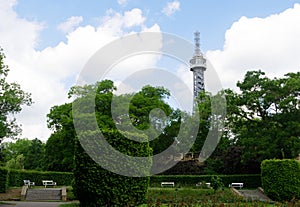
(0, 2, 161, 141)
(0, 0, 43, 59)
(124, 8, 145, 27)
(57, 16, 83, 34)
(99, 8, 145, 35)
(206, 3, 300, 90)
(117, 0, 128, 6)
(162, 0, 180, 17)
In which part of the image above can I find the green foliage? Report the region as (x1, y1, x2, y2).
(210, 175, 224, 191)
(224, 70, 300, 173)
(192, 91, 212, 153)
(0, 167, 73, 191)
(261, 159, 300, 201)
(184, 90, 230, 175)
(2, 138, 45, 170)
(150, 174, 261, 188)
(0, 167, 9, 192)
(74, 131, 151, 207)
(72, 81, 161, 206)
(0, 48, 32, 143)
(147, 188, 245, 206)
(66, 186, 77, 201)
(25, 139, 44, 170)
(150, 109, 181, 155)
(44, 131, 74, 172)
(6, 154, 24, 169)
(128, 85, 171, 130)
(8, 169, 73, 187)
(45, 103, 75, 172)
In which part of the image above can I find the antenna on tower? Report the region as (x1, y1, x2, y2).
(194, 31, 201, 56)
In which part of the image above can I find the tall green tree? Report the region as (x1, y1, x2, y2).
(25, 138, 44, 170)
(2, 138, 44, 170)
(45, 103, 75, 172)
(72, 80, 157, 206)
(225, 70, 300, 173)
(0, 48, 32, 143)
(6, 154, 25, 169)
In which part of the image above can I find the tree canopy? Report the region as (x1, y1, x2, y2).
(43, 69, 300, 175)
(1, 138, 44, 170)
(0, 48, 32, 143)
(223, 70, 300, 173)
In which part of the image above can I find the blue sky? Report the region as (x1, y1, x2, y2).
(1, 0, 300, 140)
(14, 0, 300, 50)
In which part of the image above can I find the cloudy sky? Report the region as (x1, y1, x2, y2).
(0, 0, 300, 141)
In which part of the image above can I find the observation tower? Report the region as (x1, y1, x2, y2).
(189, 31, 206, 104)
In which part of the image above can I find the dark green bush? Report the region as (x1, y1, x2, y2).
(74, 130, 152, 207)
(0, 167, 9, 192)
(8, 169, 73, 187)
(150, 174, 261, 188)
(261, 159, 300, 201)
(210, 175, 224, 190)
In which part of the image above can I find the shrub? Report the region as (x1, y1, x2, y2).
(74, 130, 152, 207)
(261, 159, 300, 201)
(0, 167, 9, 193)
(210, 175, 224, 190)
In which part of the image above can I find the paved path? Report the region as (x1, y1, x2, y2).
(238, 189, 273, 202)
(0, 201, 77, 207)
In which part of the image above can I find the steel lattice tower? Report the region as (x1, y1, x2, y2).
(190, 31, 206, 106)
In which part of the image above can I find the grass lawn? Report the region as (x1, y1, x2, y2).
(0, 201, 15, 205)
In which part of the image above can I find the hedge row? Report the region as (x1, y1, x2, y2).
(8, 169, 74, 187)
(1, 168, 261, 194)
(150, 174, 261, 188)
(0, 167, 9, 193)
(1, 168, 261, 193)
(0, 167, 73, 191)
(261, 159, 300, 201)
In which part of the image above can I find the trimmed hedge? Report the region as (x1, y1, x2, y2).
(8, 169, 73, 187)
(0, 167, 73, 192)
(74, 130, 152, 207)
(0, 167, 9, 193)
(150, 174, 261, 188)
(261, 159, 300, 201)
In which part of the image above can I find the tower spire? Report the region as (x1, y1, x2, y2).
(194, 31, 201, 56)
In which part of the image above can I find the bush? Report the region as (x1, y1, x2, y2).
(150, 174, 261, 188)
(210, 175, 224, 190)
(74, 130, 152, 207)
(0, 167, 9, 193)
(8, 169, 73, 187)
(261, 159, 300, 201)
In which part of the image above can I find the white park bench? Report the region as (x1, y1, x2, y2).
(161, 182, 175, 187)
(196, 182, 211, 188)
(229, 182, 243, 189)
(42, 180, 57, 188)
(23, 180, 35, 187)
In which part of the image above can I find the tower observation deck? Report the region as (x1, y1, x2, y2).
(189, 31, 206, 102)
